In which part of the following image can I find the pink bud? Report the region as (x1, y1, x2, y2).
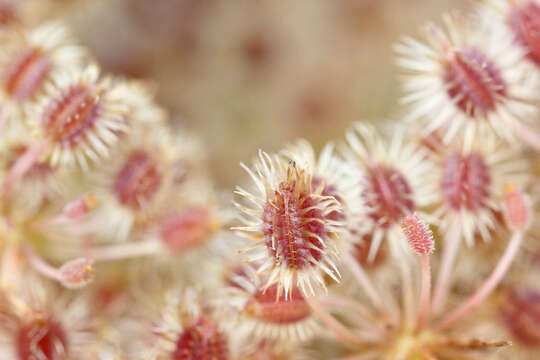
(59, 258, 95, 289)
(503, 184, 529, 232)
(63, 194, 98, 219)
(400, 213, 434, 255)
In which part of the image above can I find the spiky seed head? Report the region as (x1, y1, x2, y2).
(507, 1, 540, 67)
(172, 316, 229, 360)
(220, 263, 318, 342)
(443, 47, 506, 118)
(234, 150, 345, 297)
(441, 152, 491, 212)
(35, 65, 131, 169)
(396, 13, 538, 144)
(400, 213, 434, 255)
(113, 150, 163, 210)
(364, 164, 415, 228)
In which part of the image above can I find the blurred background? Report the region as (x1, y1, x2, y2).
(47, 0, 469, 188)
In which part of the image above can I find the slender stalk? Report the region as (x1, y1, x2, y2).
(88, 240, 162, 262)
(416, 254, 431, 331)
(306, 296, 361, 345)
(24, 246, 61, 281)
(436, 231, 524, 331)
(343, 252, 388, 316)
(432, 224, 460, 315)
(399, 259, 415, 330)
(322, 294, 380, 324)
(2, 138, 50, 197)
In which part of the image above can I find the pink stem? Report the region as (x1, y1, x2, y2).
(399, 259, 415, 330)
(322, 295, 380, 324)
(436, 231, 524, 331)
(24, 246, 61, 281)
(87, 240, 162, 262)
(306, 296, 361, 345)
(432, 225, 461, 315)
(416, 253, 431, 331)
(343, 252, 388, 316)
(2, 138, 50, 197)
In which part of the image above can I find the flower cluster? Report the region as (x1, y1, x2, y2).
(0, 1, 538, 360)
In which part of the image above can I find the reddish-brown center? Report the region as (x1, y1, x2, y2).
(173, 316, 229, 360)
(444, 47, 506, 117)
(160, 207, 212, 252)
(245, 284, 311, 324)
(500, 289, 540, 347)
(508, 2, 540, 67)
(262, 181, 326, 270)
(16, 316, 68, 360)
(114, 151, 163, 210)
(364, 164, 414, 227)
(3, 47, 52, 100)
(441, 152, 491, 212)
(41, 85, 101, 147)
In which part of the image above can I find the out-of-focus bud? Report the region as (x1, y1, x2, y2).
(400, 213, 434, 255)
(59, 258, 95, 289)
(503, 184, 529, 232)
(63, 194, 98, 220)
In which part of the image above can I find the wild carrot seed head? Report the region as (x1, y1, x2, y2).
(234, 149, 345, 297)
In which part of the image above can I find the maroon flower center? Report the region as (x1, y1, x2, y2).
(41, 85, 101, 147)
(500, 289, 540, 347)
(245, 284, 311, 324)
(441, 152, 491, 212)
(114, 151, 163, 210)
(508, 1, 540, 67)
(444, 47, 506, 117)
(160, 207, 212, 252)
(16, 317, 68, 360)
(262, 181, 326, 270)
(364, 164, 414, 227)
(173, 316, 228, 360)
(3, 47, 52, 100)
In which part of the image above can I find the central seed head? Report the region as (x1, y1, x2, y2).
(173, 316, 228, 360)
(3, 47, 52, 100)
(16, 316, 68, 360)
(441, 152, 491, 212)
(41, 85, 101, 147)
(444, 47, 506, 117)
(245, 284, 311, 325)
(262, 176, 326, 271)
(114, 150, 163, 210)
(508, 2, 540, 67)
(364, 164, 414, 227)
